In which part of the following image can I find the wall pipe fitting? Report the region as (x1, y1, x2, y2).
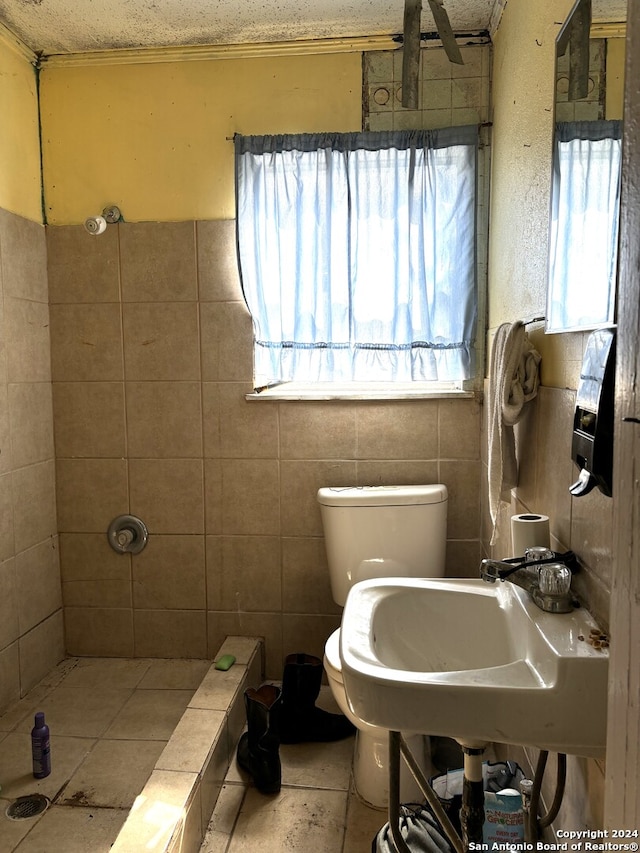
(107, 514, 148, 554)
(84, 205, 122, 235)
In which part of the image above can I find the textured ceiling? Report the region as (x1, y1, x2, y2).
(0, 0, 627, 56)
(0, 0, 493, 54)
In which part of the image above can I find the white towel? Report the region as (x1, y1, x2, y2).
(488, 321, 541, 544)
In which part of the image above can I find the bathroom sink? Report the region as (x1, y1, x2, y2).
(339, 577, 608, 757)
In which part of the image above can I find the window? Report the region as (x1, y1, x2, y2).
(546, 120, 622, 332)
(235, 127, 479, 394)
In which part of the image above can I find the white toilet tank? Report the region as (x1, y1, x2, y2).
(317, 484, 448, 606)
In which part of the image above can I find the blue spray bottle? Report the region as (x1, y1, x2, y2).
(31, 712, 51, 779)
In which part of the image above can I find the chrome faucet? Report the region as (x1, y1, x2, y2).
(480, 548, 577, 613)
(480, 557, 539, 592)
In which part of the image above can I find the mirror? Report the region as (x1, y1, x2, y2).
(545, 0, 626, 334)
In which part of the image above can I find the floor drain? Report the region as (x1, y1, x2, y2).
(5, 794, 50, 820)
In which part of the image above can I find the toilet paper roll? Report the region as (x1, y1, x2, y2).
(84, 215, 107, 235)
(511, 513, 550, 557)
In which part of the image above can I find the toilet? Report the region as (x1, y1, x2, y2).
(318, 484, 448, 809)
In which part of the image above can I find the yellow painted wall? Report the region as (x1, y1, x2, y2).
(0, 38, 43, 222)
(40, 52, 362, 224)
(489, 0, 579, 388)
(606, 38, 625, 120)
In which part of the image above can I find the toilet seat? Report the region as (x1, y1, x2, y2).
(323, 628, 343, 685)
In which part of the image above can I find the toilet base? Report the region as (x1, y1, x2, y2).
(352, 729, 431, 810)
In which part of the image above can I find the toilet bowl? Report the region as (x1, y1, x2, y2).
(317, 484, 448, 809)
(324, 627, 431, 809)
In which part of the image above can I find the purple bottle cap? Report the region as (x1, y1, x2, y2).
(35, 712, 45, 727)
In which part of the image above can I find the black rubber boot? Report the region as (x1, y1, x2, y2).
(279, 652, 355, 744)
(237, 684, 282, 794)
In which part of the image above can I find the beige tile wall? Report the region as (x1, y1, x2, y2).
(481, 381, 613, 633)
(555, 39, 606, 123)
(364, 43, 491, 131)
(481, 380, 611, 831)
(48, 219, 482, 678)
(0, 209, 64, 715)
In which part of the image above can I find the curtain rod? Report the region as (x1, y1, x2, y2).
(226, 122, 492, 141)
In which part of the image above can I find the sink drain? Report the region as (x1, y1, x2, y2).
(5, 794, 49, 820)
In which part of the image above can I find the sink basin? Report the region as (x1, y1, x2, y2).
(339, 577, 608, 757)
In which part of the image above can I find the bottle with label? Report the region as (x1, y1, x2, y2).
(31, 712, 51, 779)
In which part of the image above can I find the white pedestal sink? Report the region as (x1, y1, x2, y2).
(340, 577, 608, 758)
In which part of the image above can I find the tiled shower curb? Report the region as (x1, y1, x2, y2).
(111, 636, 262, 853)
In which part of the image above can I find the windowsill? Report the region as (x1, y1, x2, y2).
(245, 382, 477, 402)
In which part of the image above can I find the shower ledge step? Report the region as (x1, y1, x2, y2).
(111, 636, 263, 853)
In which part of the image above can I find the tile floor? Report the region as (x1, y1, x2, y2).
(0, 655, 387, 853)
(0, 656, 212, 852)
(201, 687, 386, 853)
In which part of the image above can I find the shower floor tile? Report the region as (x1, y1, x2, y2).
(102, 688, 194, 740)
(0, 733, 95, 801)
(11, 804, 129, 853)
(15, 686, 134, 739)
(56, 657, 153, 689)
(137, 658, 211, 689)
(57, 738, 167, 808)
(0, 656, 216, 853)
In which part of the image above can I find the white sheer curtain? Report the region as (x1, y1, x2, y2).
(547, 120, 622, 332)
(235, 128, 478, 386)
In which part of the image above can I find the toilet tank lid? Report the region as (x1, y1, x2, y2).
(317, 484, 448, 507)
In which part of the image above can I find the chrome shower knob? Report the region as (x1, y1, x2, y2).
(107, 514, 148, 554)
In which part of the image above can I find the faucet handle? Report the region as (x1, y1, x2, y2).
(531, 562, 574, 612)
(524, 546, 554, 563)
(538, 563, 572, 596)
